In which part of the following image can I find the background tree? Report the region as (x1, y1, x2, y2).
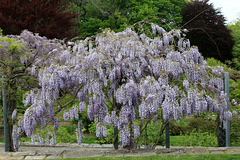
(0, 0, 77, 39)
(77, 0, 185, 38)
(181, 0, 234, 62)
(227, 17, 240, 69)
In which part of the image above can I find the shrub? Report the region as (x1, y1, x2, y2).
(230, 107, 240, 146)
(193, 111, 216, 121)
(55, 126, 77, 143)
(178, 129, 217, 147)
(34, 126, 80, 144)
(169, 121, 188, 136)
(187, 118, 217, 134)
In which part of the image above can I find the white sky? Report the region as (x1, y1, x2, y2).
(209, 0, 240, 23)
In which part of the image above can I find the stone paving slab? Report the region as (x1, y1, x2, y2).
(1, 143, 240, 160)
(62, 150, 104, 158)
(102, 144, 113, 148)
(0, 156, 24, 160)
(0, 151, 36, 156)
(25, 156, 46, 159)
(46, 155, 62, 159)
(36, 150, 63, 156)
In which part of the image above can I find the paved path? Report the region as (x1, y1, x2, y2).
(1, 142, 240, 160)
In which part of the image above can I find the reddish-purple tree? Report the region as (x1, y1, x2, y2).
(182, 0, 234, 62)
(0, 0, 77, 39)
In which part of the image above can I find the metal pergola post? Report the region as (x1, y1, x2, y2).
(224, 72, 230, 147)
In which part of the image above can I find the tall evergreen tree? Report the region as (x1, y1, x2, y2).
(182, 0, 234, 62)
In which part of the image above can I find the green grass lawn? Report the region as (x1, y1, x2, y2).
(48, 154, 240, 160)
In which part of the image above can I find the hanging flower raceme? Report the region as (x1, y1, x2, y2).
(76, 120, 83, 145)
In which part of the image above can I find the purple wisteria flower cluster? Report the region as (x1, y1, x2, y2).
(12, 23, 237, 150)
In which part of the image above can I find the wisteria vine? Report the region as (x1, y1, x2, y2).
(8, 23, 238, 150)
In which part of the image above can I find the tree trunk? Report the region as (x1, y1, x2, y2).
(5, 78, 17, 152)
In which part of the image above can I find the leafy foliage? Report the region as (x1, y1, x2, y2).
(230, 111, 240, 146)
(182, 0, 234, 62)
(227, 16, 240, 60)
(206, 58, 240, 81)
(0, 0, 77, 39)
(177, 129, 217, 147)
(187, 118, 217, 133)
(77, 0, 185, 38)
(169, 121, 188, 136)
(35, 126, 78, 144)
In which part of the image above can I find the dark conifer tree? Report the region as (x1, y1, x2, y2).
(182, 0, 234, 62)
(0, 0, 77, 39)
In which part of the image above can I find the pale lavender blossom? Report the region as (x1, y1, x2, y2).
(50, 132, 56, 146)
(45, 132, 50, 145)
(79, 102, 86, 113)
(31, 134, 35, 145)
(153, 115, 158, 123)
(134, 125, 140, 139)
(12, 125, 19, 151)
(232, 110, 238, 117)
(12, 109, 17, 120)
(232, 99, 237, 106)
(224, 111, 232, 121)
(63, 111, 69, 121)
(120, 125, 130, 147)
(53, 117, 59, 130)
(96, 123, 107, 138)
(76, 120, 83, 145)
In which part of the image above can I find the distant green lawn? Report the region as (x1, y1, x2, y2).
(48, 154, 240, 160)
